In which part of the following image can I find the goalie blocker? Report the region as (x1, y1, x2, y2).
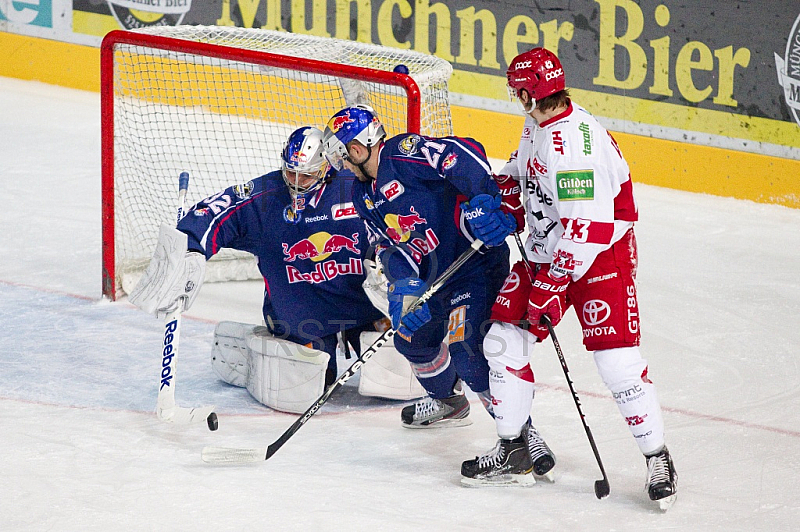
(211, 321, 425, 413)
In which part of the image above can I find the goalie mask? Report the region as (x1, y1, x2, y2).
(506, 48, 565, 114)
(281, 126, 332, 197)
(322, 105, 386, 172)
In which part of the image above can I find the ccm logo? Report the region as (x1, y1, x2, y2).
(331, 203, 358, 220)
(545, 68, 563, 81)
(514, 60, 532, 69)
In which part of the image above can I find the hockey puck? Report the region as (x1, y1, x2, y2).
(207, 412, 219, 431)
(393, 64, 409, 74)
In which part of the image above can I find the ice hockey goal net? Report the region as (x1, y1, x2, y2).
(101, 26, 454, 300)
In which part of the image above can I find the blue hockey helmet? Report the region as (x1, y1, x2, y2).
(322, 105, 386, 171)
(281, 126, 332, 195)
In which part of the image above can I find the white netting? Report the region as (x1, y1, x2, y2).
(105, 26, 453, 298)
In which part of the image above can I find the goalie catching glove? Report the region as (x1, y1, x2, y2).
(128, 224, 206, 318)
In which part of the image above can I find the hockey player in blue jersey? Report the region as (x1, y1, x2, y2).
(322, 105, 520, 430)
(129, 127, 424, 414)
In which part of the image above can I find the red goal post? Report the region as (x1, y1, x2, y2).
(101, 26, 453, 300)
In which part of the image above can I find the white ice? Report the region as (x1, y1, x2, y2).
(2, 76, 799, 531)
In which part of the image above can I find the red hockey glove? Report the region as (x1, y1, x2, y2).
(494, 174, 525, 234)
(527, 266, 570, 328)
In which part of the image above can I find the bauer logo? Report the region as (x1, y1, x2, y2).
(775, 13, 800, 127)
(106, 0, 191, 29)
(0, 0, 52, 27)
(556, 170, 594, 201)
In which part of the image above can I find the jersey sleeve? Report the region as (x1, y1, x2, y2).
(433, 136, 501, 198)
(177, 173, 282, 258)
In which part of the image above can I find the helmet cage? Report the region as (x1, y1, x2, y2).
(281, 127, 331, 195)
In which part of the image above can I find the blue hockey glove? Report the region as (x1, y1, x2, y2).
(461, 193, 516, 247)
(388, 277, 432, 340)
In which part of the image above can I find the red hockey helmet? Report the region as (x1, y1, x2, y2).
(506, 48, 565, 106)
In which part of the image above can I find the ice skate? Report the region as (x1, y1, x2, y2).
(645, 446, 677, 511)
(524, 421, 556, 481)
(461, 435, 535, 487)
(401, 383, 471, 428)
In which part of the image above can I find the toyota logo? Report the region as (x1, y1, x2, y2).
(582, 299, 610, 325)
(500, 272, 520, 294)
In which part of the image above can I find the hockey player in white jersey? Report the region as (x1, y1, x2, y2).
(461, 47, 677, 509)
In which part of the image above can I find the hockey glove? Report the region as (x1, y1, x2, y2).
(461, 193, 516, 247)
(129, 224, 206, 319)
(527, 266, 570, 332)
(388, 277, 432, 341)
(494, 174, 525, 233)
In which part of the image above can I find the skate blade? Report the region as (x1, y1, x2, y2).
(656, 494, 677, 511)
(402, 417, 473, 429)
(461, 473, 536, 488)
(535, 470, 555, 483)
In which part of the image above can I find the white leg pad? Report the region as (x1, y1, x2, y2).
(593, 347, 666, 455)
(483, 322, 538, 439)
(357, 331, 427, 400)
(244, 328, 330, 414)
(211, 321, 261, 387)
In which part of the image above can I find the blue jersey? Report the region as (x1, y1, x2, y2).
(177, 171, 384, 341)
(352, 133, 508, 284)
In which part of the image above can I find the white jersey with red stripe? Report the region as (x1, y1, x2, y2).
(500, 101, 638, 281)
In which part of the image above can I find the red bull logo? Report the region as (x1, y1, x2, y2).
(282, 231, 363, 285)
(328, 111, 355, 133)
(384, 206, 427, 243)
(282, 232, 360, 262)
(441, 152, 458, 171)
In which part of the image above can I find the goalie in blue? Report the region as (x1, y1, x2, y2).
(129, 126, 425, 414)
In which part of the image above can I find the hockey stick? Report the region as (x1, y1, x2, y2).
(201, 238, 485, 464)
(513, 233, 610, 499)
(156, 172, 218, 431)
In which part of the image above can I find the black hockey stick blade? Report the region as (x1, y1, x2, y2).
(595, 478, 611, 499)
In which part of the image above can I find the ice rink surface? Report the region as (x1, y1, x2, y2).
(2, 76, 799, 530)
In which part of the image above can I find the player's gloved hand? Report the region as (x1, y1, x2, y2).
(387, 277, 431, 341)
(527, 265, 570, 333)
(129, 224, 206, 319)
(494, 174, 525, 233)
(461, 193, 516, 247)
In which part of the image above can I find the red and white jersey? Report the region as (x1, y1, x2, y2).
(499, 102, 638, 281)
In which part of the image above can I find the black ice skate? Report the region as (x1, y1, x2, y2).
(645, 446, 677, 511)
(461, 435, 535, 487)
(401, 382, 471, 428)
(524, 421, 556, 481)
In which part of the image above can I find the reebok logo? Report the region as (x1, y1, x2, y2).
(464, 208, 485, 220)
(161, 320, 178, 390)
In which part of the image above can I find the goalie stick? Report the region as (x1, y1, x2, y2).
(201, 238, 485, 464)
(156, 172, 218, 431)
(513, 233, 609, 499)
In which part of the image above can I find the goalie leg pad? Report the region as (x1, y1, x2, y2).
(244, 328, 330, 414)
(210, 321, 263, 387)
(357, 331, 426, 400)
